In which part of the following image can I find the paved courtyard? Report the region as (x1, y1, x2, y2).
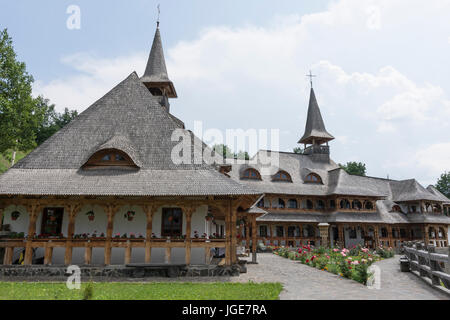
(233, 253, 449, 300)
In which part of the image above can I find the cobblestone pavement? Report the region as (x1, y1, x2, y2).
(233, 253, 449, 300)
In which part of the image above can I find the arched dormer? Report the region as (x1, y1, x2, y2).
(304, 173, 322, 184)
(272, 170, 292, 182)
(83, 148, 138, 169)
(241, 168, 261, 180)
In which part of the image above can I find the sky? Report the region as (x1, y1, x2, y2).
(1, 0, 450, 186)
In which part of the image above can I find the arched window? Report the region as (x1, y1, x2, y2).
(272, 170, 292, 182)
(352, 200, 362, 210)
(438, 227, 445, 239)
(83, 148, 137, 168)
(364, 201, 374, 210)
(340, 199, 351, 209)
(304, 173, 322, 184)
(392, 205, 402, 213)
(241, 168, 261, 180)
(288, 199, 298, 209)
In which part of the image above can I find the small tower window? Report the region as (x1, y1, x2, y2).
(241, 168, 261, 180)
(305, 173, 322, 184)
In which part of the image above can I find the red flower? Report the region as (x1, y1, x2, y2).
(306, 259, 309, 263)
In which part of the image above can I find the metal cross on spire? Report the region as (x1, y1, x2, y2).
(306, 70, 316, 88)
(157, 4, 160, 28)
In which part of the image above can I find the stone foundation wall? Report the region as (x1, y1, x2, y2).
(0, 264, 241, 280)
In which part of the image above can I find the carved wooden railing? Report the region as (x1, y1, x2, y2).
(403, 241, 450, 294)
(0, 238, 226, 266)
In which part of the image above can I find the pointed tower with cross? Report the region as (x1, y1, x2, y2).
(298, 72, 334, 162)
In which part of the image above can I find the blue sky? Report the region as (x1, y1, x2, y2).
(1, 0, 450, 186)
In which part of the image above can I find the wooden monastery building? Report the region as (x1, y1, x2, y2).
(0, 23, 449, 271)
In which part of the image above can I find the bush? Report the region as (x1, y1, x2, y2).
(351, 263, 370, 285)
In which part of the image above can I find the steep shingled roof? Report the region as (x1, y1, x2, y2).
(298, 88, 334, 145)
(0, 73, 260, 197)
(426, 185, 450, 204)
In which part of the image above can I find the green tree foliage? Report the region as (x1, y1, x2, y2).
(212, 144, 250, 160)
(35, 97, 78, 145)
(0, 28, 45, 155)
(436, 172, 450, 198)
(293, 147, 303, 154)
(339, 161, 367, 176)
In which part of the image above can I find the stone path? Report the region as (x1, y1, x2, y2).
(233, 253, 449, 300)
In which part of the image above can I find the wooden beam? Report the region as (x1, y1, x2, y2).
(84, 243, 92, 265)
(124, 241, 132, 264)
(142, 204, 157, 263)
(24, 204, 41, 265)
(3, 247, 13, 265)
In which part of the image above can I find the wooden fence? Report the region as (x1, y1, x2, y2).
(403, 241, 450, 294)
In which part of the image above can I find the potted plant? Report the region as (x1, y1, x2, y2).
(124, 211, 135, 221)
(11, 211, 20, 221)
(86, 211, 95, 221)
(205, 212, 214, 221)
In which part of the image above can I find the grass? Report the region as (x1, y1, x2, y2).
(0, 281, 282, 300)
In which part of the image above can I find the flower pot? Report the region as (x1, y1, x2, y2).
(127, 217, 133, 221)
(11, 217, 17, 221)
(88, 216, 95, 221)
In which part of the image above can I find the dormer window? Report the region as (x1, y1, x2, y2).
(83, 148, 137, 169)
(273, 170, 292, 182)
(241, 168, 261, 180)
(305, 173, 322, 184)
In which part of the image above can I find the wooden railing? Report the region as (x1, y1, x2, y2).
(0, 238, 226, 266)
(403, 241, 450, 294)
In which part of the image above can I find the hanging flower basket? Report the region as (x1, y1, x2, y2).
(124, 211, 136, 221)
(86, 210, 95, 221)
(11, 211, 20, 221)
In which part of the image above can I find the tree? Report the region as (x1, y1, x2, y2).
(212, 144, 235, 159)
(436, 172, 450, 198)
(339, 161, 367, 176)
(293, 147, 303, 154)
(35, 97, 78, 145)
(235, 150, 250, 160)
(0, 28, 45, 164)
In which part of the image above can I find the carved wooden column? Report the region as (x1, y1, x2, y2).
(142, 204, 157, 263)
(103, 204, 120, 266)
(251, 215, 257, 263)
(387, 225, 393, 248)
(373, 225, 380, 248)
(183, 205, 195, 265)
(64, 204, 81, 265)
(423, 225, 429, 246)
(337, 224, 344, 248)
(24, 204, 41, 265)
(0, 206, 4, 231)
(224, 203, 232, 266)
(230, 201, 238, 265)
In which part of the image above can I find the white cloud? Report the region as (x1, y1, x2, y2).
(32, 0, 450, 185)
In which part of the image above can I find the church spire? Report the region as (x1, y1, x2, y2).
(140, 22, 177, 98)
(298, 87, 334, 145)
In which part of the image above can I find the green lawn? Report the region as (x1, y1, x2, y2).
(0, 281, 282, 300)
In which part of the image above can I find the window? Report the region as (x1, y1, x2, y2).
(84, 148, 137, 168)
(329, 200, 336, 209)
(273, 171, 292, 182)
(316, 200, 325, 210)
(305, 173, 322, 184)
(161, 208, 183, 237)
(259, 225, 268, 237)
(241, 168, 261, 180)
(257, 199, 264, 208)
(278, 199, 285, 209)
(352, 200, 362, 210)
(410, 205, 417, 213)
(340, 199, 351, 209)
(392, 205, 402, 213)
(276, 226, 284, 237)
(306, 199, 314, 210)
(400, 229, 407, 238)
(288, 199, 298, 209)
(287, 226, 296, 237)
(349, 228, 357, 239)
(381, 227, 388, 238)
(365, 201, 374, 210)
(303, 225, 315, 237)
(40, 208, 64, 236)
